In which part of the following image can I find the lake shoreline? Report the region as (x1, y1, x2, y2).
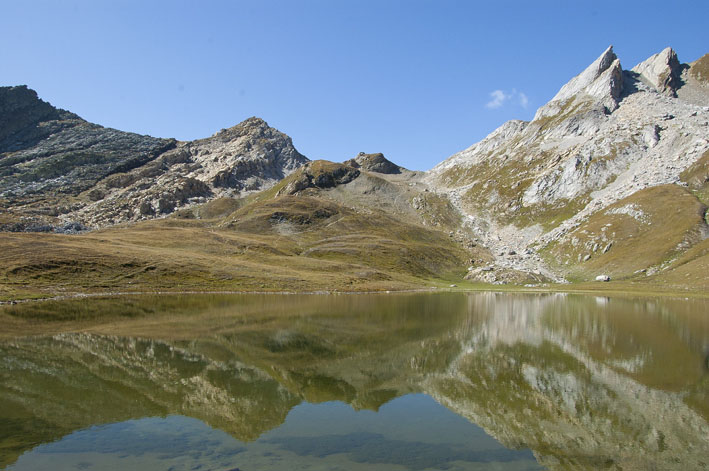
(2, 280, 708, 306)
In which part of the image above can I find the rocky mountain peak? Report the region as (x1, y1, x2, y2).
(0, 86, 176, 203)
(550, 45, 618, 103)
(0, 85, 79, 122)
(584, 57, 623, 102)
(61, 114, 310, 226)
(212, 116, 269, 140)
(428, 45, 709, 285)
(534, 46, 624, 120)
(631, 47, 682, 96)
(0, 86, 310, 228)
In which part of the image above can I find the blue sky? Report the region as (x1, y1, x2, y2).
(2, 0, 707, 170)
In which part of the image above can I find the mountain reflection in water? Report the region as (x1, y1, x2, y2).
(0, 292, 707, 470)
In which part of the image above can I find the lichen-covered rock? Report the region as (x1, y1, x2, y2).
(344, 152, 402, 174)
(279, 161, 360, 195)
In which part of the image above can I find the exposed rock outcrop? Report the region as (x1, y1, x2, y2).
(535, 46, 624, 119)
(344, 152, 402, 174)
(67, 117, 309, 226)
(278, 160, 360, 195)
(0, 85, 80, 149)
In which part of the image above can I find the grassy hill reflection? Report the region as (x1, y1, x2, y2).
(1, 292, 707, 469)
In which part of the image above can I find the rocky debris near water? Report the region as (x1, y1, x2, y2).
(465, 264, 551, 285)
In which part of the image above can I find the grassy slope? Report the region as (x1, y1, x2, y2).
(2, 145, 708, 299)
(542, 184, 708, 283)
(0, 168, 479, 300)
(689, 53, 709, 84)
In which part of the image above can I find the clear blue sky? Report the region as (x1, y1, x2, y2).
(2, 0, 707, 170)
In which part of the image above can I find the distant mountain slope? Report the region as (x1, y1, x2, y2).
(427, 46, 709, 284)
(0, 87, 308, 229)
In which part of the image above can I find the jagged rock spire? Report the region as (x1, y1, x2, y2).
(551, 46, 618, 102)
(631, 47, 682, 97)
(534, 46, 624, 119)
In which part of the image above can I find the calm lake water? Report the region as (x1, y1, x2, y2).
(0, 292, 707, 470)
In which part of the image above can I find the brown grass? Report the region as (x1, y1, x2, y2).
(0, 190, 477, 300)
(543, 185, 708, 282)
(689, 53, 709, 84)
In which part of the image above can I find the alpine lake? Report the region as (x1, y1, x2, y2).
(0, 292, 707, 470)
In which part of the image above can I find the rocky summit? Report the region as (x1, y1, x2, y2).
(0, 88, 308, 229)
(0, 46, 708, 296)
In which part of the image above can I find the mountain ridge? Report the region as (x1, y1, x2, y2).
(1, 45, 708, 297)
(0, 90, 308, 229)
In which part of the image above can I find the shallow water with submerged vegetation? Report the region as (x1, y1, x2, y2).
(0, 292, 707, 470)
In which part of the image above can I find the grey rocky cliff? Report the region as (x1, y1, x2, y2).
(344, 152, 403, 174)
(0, 87, 308, 228)
(0, 86, 176, 199)
(534, 46, 624, 120)
(0, 85, 80, 149)
(68, 117, 308, 226)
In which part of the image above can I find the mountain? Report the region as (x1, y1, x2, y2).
(0, 46, 708, 298)
(0, 149, 478, 298)
(0, 86, 308, 229)
(427, 46, 709, 286)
